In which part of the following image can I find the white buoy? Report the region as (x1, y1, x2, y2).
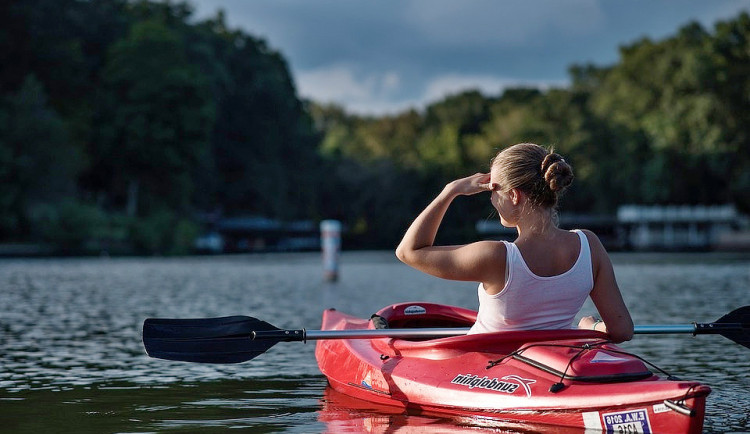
(320, 220, 342, 282)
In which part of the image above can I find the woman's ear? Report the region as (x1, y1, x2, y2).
(509, 188, 520, 205)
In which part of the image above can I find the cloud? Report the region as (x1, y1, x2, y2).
(404, 0, 606, 47)
(381, 72, 401, 92)
(296, 65, 568, 115)
(297, 65, 374, 101)
(695, 0, 750, 26)
(344, 99, 426, 117)
(423, 74, 567, 103)
(189, 0, 750, 116)
(296, 65, 409, 112)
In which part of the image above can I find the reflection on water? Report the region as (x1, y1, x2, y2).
(319, 386, 587, 434)
(0, 378, 327, 433)
(1, 252, 748, 432)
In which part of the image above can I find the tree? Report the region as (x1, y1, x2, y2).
(710, 12, 750, 211)
(0, 75, 82, 238)
(589, 20, 740, 206)
(200, 20, 322, 219)
(96, 17, 215, 216)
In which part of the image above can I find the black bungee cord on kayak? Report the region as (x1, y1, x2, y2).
(548, 344, 596, 393)
(485, 340, 680, 393)
(485, 341, 608, 370)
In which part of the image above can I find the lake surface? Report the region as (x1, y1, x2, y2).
(1, 251, 749, 433)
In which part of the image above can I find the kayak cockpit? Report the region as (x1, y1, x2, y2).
(369, 302, 653, 385)
(368, 302, 616, 361)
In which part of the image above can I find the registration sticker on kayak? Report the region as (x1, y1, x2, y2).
(601, 409, 652, 433)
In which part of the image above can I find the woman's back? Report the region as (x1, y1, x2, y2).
(469, 230, 593, 334)
(514, 229, 582, 277)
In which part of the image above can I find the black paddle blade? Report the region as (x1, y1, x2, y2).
(143, 315, 280, 363)
(716, 306, 750, 349)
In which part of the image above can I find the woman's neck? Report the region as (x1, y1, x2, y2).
(514, 207, 557, 241)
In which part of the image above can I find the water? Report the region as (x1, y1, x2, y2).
(1, 251, 748, 433)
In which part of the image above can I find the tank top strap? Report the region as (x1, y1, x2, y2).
(500, 240, 515, 282)
(572, 229, 592, 273)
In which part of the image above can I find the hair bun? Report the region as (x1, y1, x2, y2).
(541, 153, 573, 192)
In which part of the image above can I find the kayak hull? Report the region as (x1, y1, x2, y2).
(315, 302, 710, 433)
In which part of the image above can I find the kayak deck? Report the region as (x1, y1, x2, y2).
(315, 302, 710, 433)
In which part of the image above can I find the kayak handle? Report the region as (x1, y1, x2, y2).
(664, 399, 696, 417)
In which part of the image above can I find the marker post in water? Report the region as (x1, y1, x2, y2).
(320, 220, 341, 282)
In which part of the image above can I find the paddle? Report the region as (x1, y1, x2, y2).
(142, 306, 750, 364)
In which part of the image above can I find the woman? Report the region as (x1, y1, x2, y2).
(395, 143, 633, 343)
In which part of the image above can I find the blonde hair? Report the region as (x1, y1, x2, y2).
(491, 143, 574, 209)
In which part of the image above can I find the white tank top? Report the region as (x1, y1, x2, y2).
(468, 230, 594, 334)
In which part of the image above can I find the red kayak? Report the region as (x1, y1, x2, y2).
(315, 302, 711, 433)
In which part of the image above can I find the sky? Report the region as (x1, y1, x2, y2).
(189, 0, 750, 116)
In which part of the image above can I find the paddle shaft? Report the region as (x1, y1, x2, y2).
(254, 328, 469, 341)
(253, 322, 743, 342)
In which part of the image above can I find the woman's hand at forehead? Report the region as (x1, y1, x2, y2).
(445, 172, 493, 196)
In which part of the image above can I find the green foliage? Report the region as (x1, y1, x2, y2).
(314, 13, 750, 223)
(30, 200, 108, 253)
(128, 208, 198, 255)
(171, 218, 200, 255)
(96, 17, 215, 216)
(0, 0, 320, 253)
(0, 75, 83, 239)
(588, 17, 745, 207)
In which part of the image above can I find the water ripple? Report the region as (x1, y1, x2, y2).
(1, 252, 748, 433)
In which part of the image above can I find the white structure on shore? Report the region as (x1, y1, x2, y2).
(477, 204, 749, 251)
(617, 204, 747, 250)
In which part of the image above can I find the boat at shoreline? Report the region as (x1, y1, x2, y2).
(315, 302, 711, 433)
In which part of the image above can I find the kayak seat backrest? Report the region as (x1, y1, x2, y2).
(512, 340, 653, 383)
(371, 302, 476, 331)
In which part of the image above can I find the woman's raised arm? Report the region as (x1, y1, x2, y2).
(396, 173, 505, 283)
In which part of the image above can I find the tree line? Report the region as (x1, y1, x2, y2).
(309, 15, 750, 247)
(1, 0, 321, 254)
(1, 0, 748, 254)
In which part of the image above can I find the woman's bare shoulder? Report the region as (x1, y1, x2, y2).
(472, 239, 509, 262)
(579, 229, 614, 276)
(580, 229, 606, 252)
